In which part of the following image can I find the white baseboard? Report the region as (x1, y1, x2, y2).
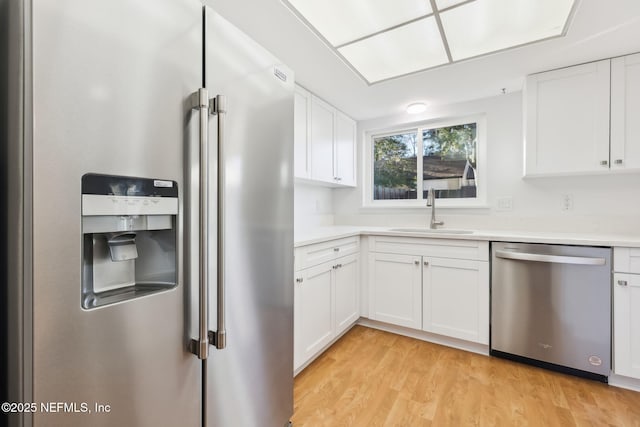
(608, 374, 640, 392)
(357, 317, 490, 356)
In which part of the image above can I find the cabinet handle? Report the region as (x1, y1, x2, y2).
(336, 263, 342, 268)
(295, 277, 303, 284)
(600, 160, 608, 166)
(336, 177, 342, 181)
(614, 159, 623, 165)
(414, 260, 419, 265)
(333, 247, 340, 252)
(618, 280, 628, 287)
(423, 261, 429, 266)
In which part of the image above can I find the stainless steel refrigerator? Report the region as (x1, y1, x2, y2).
(2, 1, 294, 426)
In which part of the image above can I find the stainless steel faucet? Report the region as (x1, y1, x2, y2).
(426, 190, 444, 229)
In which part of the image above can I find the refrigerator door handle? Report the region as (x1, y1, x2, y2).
(209, 94, 227, 350)
(189, 88, 210, 360)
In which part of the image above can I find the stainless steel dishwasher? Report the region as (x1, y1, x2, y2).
(491, 242, 611, 381)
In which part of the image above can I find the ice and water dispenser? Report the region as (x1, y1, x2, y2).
(81, 174, 178, 309)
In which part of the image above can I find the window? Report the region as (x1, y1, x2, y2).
(365, 115, 486, 207)
(373, 131, 418, 200)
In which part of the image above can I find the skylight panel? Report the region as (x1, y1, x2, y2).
(338, 17, 448, 83)
(285, 0, 432, 46)
(439, 0, 575, 61)
(284, 0, 576, 84)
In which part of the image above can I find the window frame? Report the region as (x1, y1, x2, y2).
(363, 114, 487, 209)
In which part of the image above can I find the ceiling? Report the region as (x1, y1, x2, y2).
(209, 0, 640, 121)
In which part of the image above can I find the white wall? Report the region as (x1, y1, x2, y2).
(294, 182, 334, 231)
(333, 92, 640, 234)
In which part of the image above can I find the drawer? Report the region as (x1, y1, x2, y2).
(614, 247, 640, 274)
(295, 236, 359, 270)
(370, 236, 488, 261)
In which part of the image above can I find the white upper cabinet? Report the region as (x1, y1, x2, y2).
(611, 53, 640, 171)
(310, 95, 336, 183)
(334, 110, 357, 186)
(294, 86, 312, 179)
(293, 84, 357, 187)
(525, 53, 640, 177)
(524, 60, 611, 176)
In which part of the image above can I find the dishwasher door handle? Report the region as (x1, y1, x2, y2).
(495, 250, 606, 265)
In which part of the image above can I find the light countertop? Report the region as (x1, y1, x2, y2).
(294, 226, 640, 248)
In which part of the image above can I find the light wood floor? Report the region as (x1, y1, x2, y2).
(292, 326, 640, 427)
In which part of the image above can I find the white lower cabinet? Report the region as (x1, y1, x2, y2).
(423, 257, 489, 344)
(368, 236, 489, 345)
(334, 254, 359, 335)
(294, 262, 334, 370)
(613, 272, 640, 379)
(369, 253, 422, 329)
(294, 238, 360, 372)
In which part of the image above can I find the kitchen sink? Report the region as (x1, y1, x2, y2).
(388, 228, 474, 234)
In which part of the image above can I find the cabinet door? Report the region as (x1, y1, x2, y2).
(294, 85, 312, 178)
(524, 60, 610, 176)
(294, 262, 333, 370)
(334, 254, 359, 335)
(422, 258, 489, 344)
(613, 273, 640, 379)
(310, 95, 335, 183)
(369, 253, 422, 329)
(611, 53, 640, 171)
(334, 110, 357, 187)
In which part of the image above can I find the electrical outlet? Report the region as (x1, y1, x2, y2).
(496, 197, 513, 211)
(561, 194, 573, 211)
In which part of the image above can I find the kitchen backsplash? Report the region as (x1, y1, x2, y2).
(294, 183, 334, 231)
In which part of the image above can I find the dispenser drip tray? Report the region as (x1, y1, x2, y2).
(82, 282, 175, 309)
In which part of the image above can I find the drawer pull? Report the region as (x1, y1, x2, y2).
(618, 280, 628, 287)
(424, 261, 429, 266)
(295, 277, 303, 284)
(414, 260, 419, 266)
(334, 248, 340, 252)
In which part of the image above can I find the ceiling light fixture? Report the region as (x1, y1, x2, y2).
(406, 102, 427, 114)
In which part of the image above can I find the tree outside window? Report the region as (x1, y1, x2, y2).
(373, 132, 418, 200)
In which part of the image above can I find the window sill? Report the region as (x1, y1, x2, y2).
(361, 200, 489, 210)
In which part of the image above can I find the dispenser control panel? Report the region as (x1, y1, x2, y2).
(82, 174, 178, 216)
